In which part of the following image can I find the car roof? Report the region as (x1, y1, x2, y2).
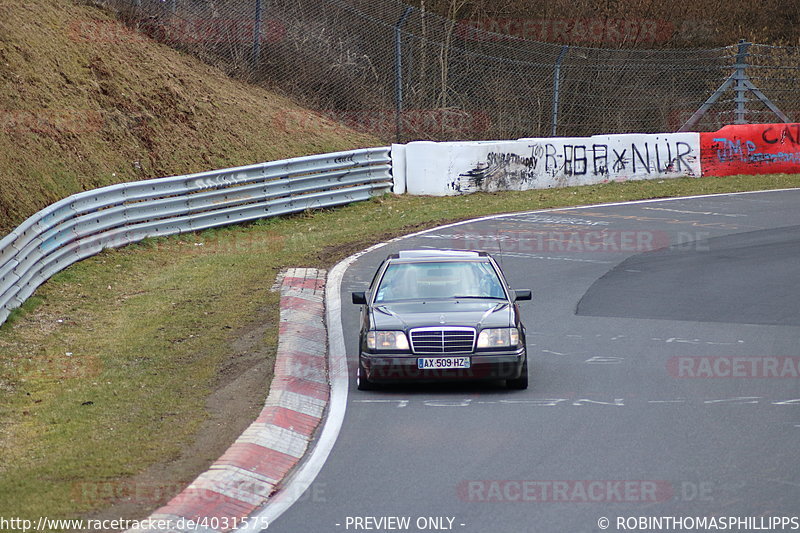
(388, 249, 490, 261)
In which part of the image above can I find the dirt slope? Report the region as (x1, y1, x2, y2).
(0, 0, 378, 234)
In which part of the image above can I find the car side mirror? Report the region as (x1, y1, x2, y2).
(513, 289, 532, 301)
(352, 291, 367, 305)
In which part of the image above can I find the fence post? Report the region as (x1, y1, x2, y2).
(252, 0, 263, 71)
(733, 39, 751, 125)
(551, 45, 569, 137)
(394, 7, 413, 143)
(679, 40, 790, 131)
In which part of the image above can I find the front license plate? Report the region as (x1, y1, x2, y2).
(417, 357, 471, 370)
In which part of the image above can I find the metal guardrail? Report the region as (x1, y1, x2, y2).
(0, 147, 392, 325)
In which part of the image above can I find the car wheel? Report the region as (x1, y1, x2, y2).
(357, 363, 379, 391)
(507, 358, 528, 390)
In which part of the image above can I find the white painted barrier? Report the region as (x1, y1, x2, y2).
(398, 133, 702, 195)
(390, 143, 407, 194)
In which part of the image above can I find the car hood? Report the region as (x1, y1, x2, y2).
(370, 300, 513, 331)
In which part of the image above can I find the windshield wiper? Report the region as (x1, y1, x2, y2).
(375, 305, 410, 329)
(452, 295, 506, 300)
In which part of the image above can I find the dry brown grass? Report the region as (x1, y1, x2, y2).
(0, 0, 380, 234)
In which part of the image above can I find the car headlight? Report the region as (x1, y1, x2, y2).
(477, 327, 520, 348)
(366, 331, 410, 351)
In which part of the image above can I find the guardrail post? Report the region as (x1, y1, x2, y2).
(394, 7, 413, 143)
(551, 45, 569, 137)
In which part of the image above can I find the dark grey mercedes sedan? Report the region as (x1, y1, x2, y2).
(352, 250, 531, 390)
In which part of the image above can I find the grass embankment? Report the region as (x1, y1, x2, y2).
(1, 172, 799, 523)
(0, 0, 378, 234)
(0, 0, 379, 523)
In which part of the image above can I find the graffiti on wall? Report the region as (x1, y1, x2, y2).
(455, 136, 698, 193)
(700, 123, 800, 176)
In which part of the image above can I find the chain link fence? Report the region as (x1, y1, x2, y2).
(86, 0, 800, 142)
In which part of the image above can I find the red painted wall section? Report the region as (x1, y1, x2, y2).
(700, 123, 800, 176)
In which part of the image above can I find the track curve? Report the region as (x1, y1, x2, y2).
(265, 189, 800, 533)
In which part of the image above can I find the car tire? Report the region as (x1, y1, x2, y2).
(507, 358, 528, 390)
(357, 363, 379, 391)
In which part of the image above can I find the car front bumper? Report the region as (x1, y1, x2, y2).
(359, 348, 526, 383)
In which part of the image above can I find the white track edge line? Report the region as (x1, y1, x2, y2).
(237, 186, 799, 531)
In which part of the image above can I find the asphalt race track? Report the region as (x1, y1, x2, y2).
(264, 190, 800, 533)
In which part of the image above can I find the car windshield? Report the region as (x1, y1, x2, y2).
(374, 261, 506, 302)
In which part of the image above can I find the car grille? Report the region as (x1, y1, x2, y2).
(410, 327, 476, 354)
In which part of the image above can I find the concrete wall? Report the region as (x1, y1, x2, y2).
(397, 133, 702, 196)
(700, 123, 800, 176)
